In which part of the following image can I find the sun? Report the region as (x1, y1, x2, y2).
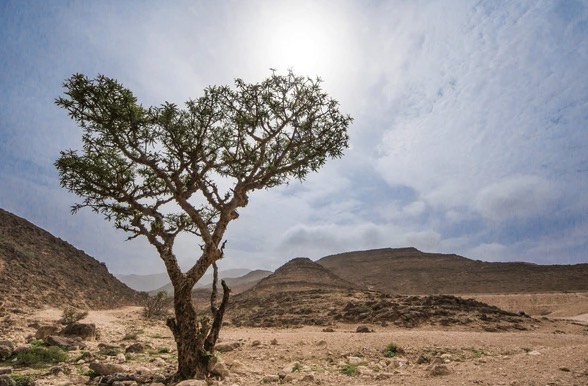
(256, 2, 347, 77)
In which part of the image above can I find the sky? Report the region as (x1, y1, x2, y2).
(1, 0, 587, 275)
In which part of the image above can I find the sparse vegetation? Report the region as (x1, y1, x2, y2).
(9, 374, 34, 386)
(142, 291, 171, 319)
(16, 346, 67, 367)
(340, 363, 360, 376)
(383, 342, 401, 358)
(60, 307, 88, 325)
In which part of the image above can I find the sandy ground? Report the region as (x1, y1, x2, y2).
(1, 306, 584, 386)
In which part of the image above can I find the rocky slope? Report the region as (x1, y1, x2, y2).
(317, 247, 588, 294)
(0, 208, 139, 309)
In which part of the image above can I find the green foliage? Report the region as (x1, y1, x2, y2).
(10, 374, 34, 386)
(60, 307, 88, 325)
(383, 342, 401, 358)
(340, 364, 359, 376)
(16, 346, 67, 367)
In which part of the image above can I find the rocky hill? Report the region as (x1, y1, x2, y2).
(228, 257, 532, 331)
(0, 208, 139, 309)
(317, 247, 588, 294)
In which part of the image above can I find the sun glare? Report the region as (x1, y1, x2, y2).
(257, 3, 347, 77)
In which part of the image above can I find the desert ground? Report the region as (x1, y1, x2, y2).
(2, 294, 588, 386)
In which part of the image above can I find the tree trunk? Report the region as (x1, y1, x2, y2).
(166, 287, 212, 380)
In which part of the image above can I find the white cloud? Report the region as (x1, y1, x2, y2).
(475, 176, 556, 222)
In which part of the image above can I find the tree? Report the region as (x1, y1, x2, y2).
(54, 70, 351, 380)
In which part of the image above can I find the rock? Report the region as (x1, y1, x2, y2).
(270, 338, 278, 345)
(89, 362, 129, 376)
(46, 335, 86, 350)
(322, 327, 335, 332)
(281, 361, 301, 373)
(356, 325, 371, 333)
(115, 353, 127, 363)
(0, 375, 15, 386)
(282, 374, 295, 383)
(261, 374, 280, 383)
(215, 341, 241, 352)
(211, 362, 230, 379)
(125, 343, 144, 353)
(0, 341, 13, 361)
(527, 350, 541, 356)
(60, 323, 96, 340)
(35, 325, 60, 340)
(315, 340, 327, 346)
(0, 369, 11, 376)
(175, 380, 208, 386)
(348, 356, 363, 365)
(251, 340, 261, 347)
(151, 358, 167, 367)
(301, 374, 315, 382)
(429, 364, 451, 376)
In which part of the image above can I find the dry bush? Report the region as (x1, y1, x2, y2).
(60, 307, 88, 325)
(143, 291, 172, 319)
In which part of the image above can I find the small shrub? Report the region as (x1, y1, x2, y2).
(10, 374, 34, 386)
(60, 307, 88, 325)
(143, 291, 172, 319)
(383, 342, 401, 358)
(157, 347, 170, 354)
(16, 346, 67, 367)
(340, 364, 359, 376)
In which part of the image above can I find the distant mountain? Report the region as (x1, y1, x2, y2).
(149, 268, 253, 295)
(317, 247, 588, 294)
(0, 208, 139, 309)
(115, 272, 171, 292)
(246, 257, 357, 294)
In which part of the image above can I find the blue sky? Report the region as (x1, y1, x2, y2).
(1, 0, 587, 274)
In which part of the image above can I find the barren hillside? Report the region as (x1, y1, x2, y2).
(0, 208, 139, 309)
(317, 247, 588, 294)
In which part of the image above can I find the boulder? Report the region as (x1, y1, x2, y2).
(60, 323, 96, 340)
(0, 375, 15, 386)
(35, 325, 60, 340)
(215, 341, 241, 352)
(125, 343, 145, 353)
(175, 380, 207, 386)
(211, 361, 230, 379)
(0, 341, 14, 360)
(356, 325, 371, 333)
(46, 335, 86, 350)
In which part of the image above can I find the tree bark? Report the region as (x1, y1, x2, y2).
(166, 286, 212, 380)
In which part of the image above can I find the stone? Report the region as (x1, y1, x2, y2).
(527, 350, 541, 356)
(356, 325, 371, 333)
(211, 362, 230, 379)
(89, 361, 128, 376)
(175, 380, 207, 386)
(215, 341, 241, 352)
(429, 364, 451, 376)
(348, 356, 363, 365)
(0, 369, 11, 376)
(262, 374, 280, 383)
(35, 325, 60, 340)
(125, 343, 144, 353)
(60, 323, 96, 340)
(0, 341, 13, 361)
(270, 338, 278, 345)
(301, 374, 315, 382)
(115, 353, 127, 363)
(46, 335, 86, 350)
(251, 340, 261, 347)
(322, 327, 335, 332)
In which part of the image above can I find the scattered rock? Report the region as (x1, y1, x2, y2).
(0, 341, 14, 360)
(281, 361, 300, 373)
(261, 374, 280, 383)
(60, 323, 96, 340)
(356, 325, 371, 333)
(125, 342, 145, 353)
(251, 340, 261, 347)
(322, 327, 335, 332)
(175, 380, 208, 386)
(215, 341, 241, 352)
(429, 364, 451, 376)
(301, 374, 315, 382)
(89, 361, 129, 376)
(559, 367, 571, 372)
(46, 335, 86, 350)
(527, 350, 541, 356)
(211, 361, 230, 379)
(0, 369, 11, 376)
(35, 325, 60, 340)
(348, 356, 363, 365)
(270, 338, 278, 345)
